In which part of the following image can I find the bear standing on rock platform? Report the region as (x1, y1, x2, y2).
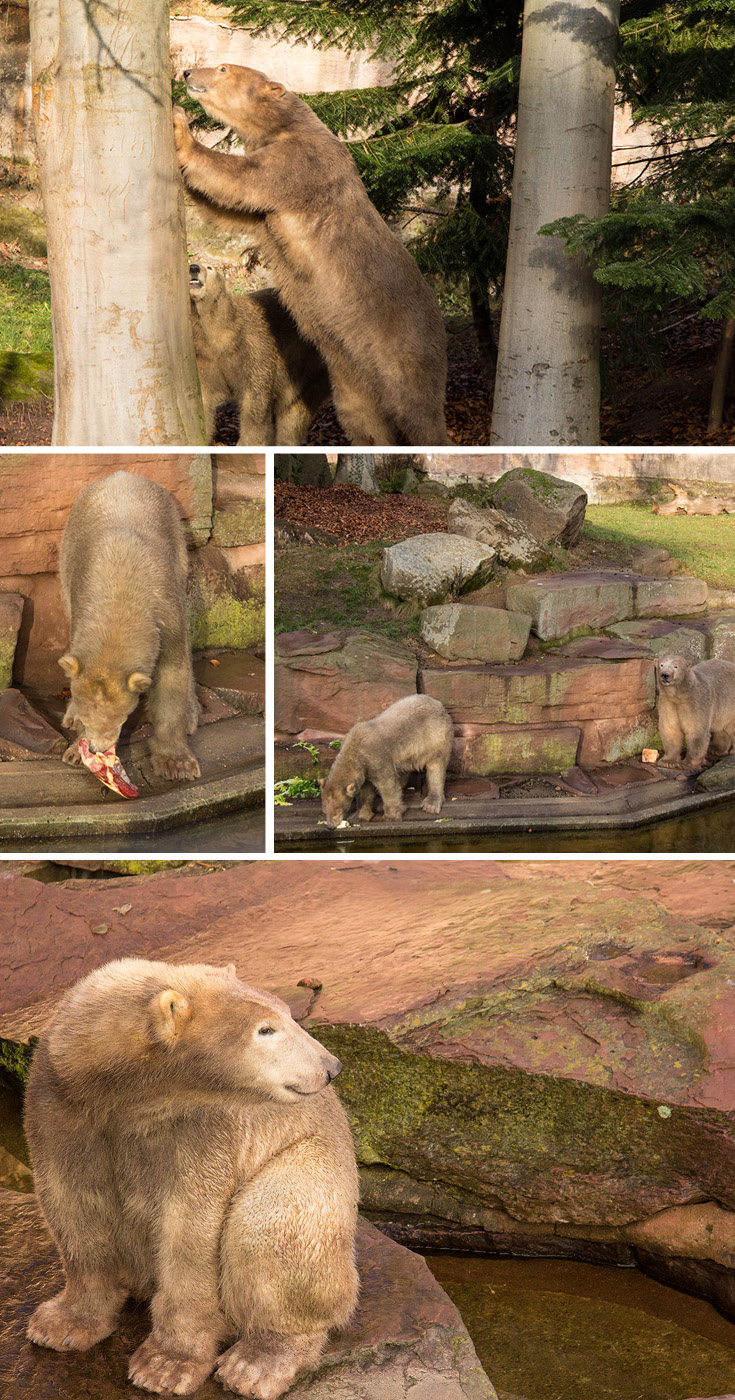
(25, 958, 359, 1399)
(657, 653, 735, 772)
(173, 65, 449, 447)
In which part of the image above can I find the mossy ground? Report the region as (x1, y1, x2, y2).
(276, 502, 735, 644)
(275, 541, 421, 642)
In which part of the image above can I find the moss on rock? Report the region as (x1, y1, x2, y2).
(0, 351, 53, 403)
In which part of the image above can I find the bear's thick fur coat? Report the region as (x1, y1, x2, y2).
(25, 958, 359, 1399)
(174, 66, 448, 447)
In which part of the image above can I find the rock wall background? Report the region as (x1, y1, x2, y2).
(423, 453, 735, 503)
(0, 451, 264, 692)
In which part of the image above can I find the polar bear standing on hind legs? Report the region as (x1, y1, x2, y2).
(173, 65, 449, 447)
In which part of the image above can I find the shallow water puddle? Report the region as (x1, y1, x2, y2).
(426, 1254, 735, 1400)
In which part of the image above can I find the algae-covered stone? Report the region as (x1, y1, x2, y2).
(419, 604, 531, 662)
(187, 546, 265, 650)
(452, 724, 581, 774)
(506, 571, 634, 640)
(0, 594, 23, 688)
(697, 758, 735, 792)
(381, 534, 496, 606)
(211, 499, 265, 548)
(0, 351, 53, 404)
(635, 577, 707, 618)
(707, 612, 735, 662)
(608, 620, 707, 664)
(448, 497, 551, 570)
(489, 467, 588, 547)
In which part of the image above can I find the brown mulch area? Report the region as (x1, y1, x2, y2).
(274, 480, 450, 544)
(0, 397, 53, 446)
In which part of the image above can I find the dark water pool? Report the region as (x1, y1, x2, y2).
(427, 1253, 735, 1400)
(284, 801, 735, 854)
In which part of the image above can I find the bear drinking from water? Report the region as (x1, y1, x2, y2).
(174, 65, 448, 447)
(319, 693, 454, 827)
(657, 653, 735, 772)
(59, 472, 200, 781)
(189, 262, 329, 445)
(25, 957, 359, 1398)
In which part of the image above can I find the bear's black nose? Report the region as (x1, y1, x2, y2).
(189, 264, 200, 277)
(184, 69, 191, 79)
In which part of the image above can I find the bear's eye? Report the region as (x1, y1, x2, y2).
(219, 65, 228, 73)
(258, 1025, 276, 1036)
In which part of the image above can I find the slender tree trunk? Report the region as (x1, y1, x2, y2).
(490, 0, 621, 445)
(708, 317, 735, 434)
(29, 0, 204, 445)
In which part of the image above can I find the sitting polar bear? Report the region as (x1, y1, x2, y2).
(319, 693, 454, 828)
(25, 958, 358, 1398)
(189, 263, 329, 446)
(657, 653, 735, 772)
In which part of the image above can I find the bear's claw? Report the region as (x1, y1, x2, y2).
(128, 1339, 214, 1395)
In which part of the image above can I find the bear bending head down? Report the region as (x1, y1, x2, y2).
(25, 958, 359, 1398)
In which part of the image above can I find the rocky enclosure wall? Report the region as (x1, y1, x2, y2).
(0, 451, 264, 692)
(423, 453, 735, 504)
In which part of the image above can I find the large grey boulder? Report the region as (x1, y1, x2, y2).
(490, 467, 588, 547)
(381, 534, 496, 606)
(420, 604, 531, 662)
(334, 453, 380, 495)
(448, 498, 551, 570)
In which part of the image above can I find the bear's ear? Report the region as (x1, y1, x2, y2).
(127, 671, 153, 693)
(317, 777, 324, 789)
(225, 962, 237, 975)
(153, 988, 191, 1041)
(59, 653, 81, 678)
(267, 80, 286, 99)
(345, 781, 358, 797)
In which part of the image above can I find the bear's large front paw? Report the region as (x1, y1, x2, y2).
(62, 741, 83, 767)
(420, 795, 443, 816)
(173, 106, 194, 160)
(129, 1337, 214, 1395)
(150, 746, 201, 782)
(215, 1341, 297, 1399)
(27, 1295, 115, 1351)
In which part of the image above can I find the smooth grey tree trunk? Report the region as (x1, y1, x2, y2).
(490, 0, 621, 446)
(29, 0, 204, 445)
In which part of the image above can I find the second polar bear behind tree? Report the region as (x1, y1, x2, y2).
(319, 694, 454, 828)
(25, 958, 359, 1399)
(657, 654, 735, 771)
(174, 65, 448, 447)
(189, 263, 329, 445)
(59, 472, 200, 781)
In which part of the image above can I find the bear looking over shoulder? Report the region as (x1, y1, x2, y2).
(174, 66, 449, 448)
(25, 957, 359, 1399)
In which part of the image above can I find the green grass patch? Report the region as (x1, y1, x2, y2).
(584, 504, 735, 590)
(0, 203, 47, 258)
(0, 262, 52, 353)
(276, 541, 421, 643)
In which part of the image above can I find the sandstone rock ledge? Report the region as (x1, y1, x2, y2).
(0, 1192, 496, 1400)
